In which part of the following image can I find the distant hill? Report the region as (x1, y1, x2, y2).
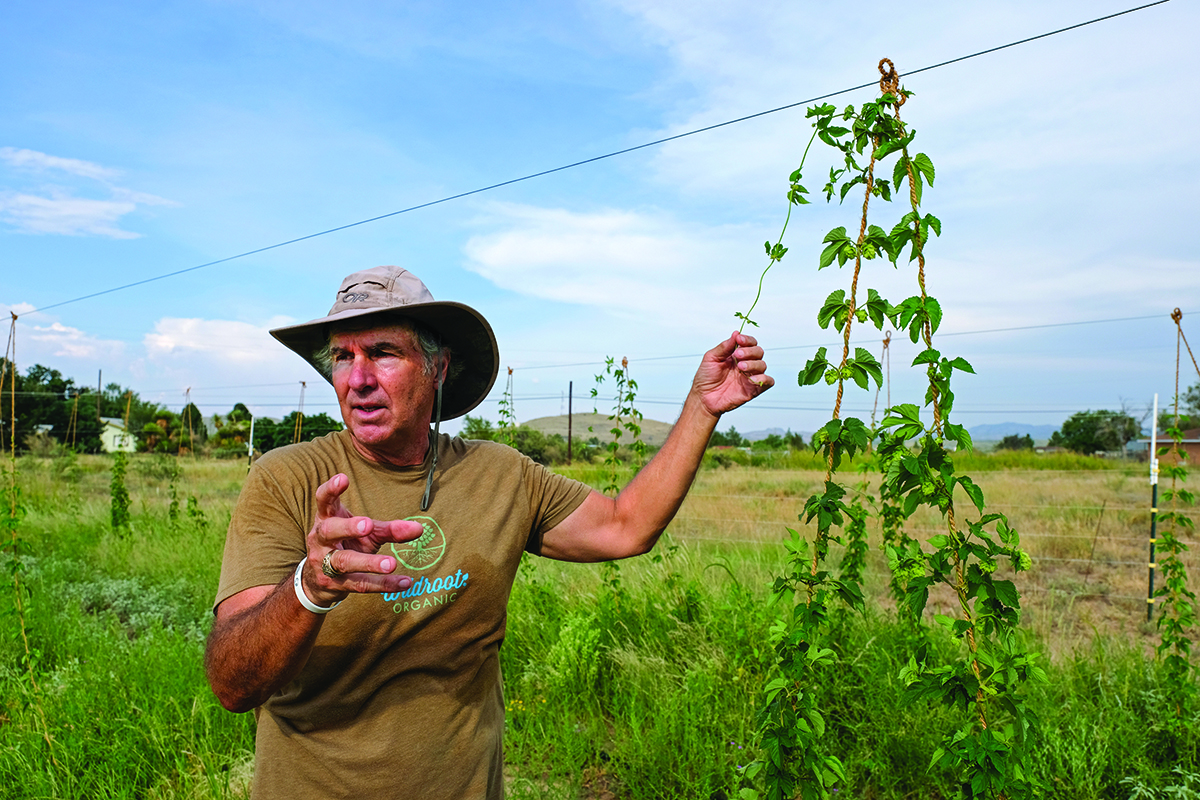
(968, 422, 1060, 443)
(522, 413, 675, 446)
(743, 427, 805, 442)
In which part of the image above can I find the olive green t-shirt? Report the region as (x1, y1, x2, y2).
(214, 430, 591, 800)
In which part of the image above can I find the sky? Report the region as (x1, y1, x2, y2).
(2, 0, 1197, 439)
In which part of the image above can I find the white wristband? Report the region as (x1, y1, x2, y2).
(293, 560, 342, 614)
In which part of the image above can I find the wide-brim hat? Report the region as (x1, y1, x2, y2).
(269, 266, 498, 420)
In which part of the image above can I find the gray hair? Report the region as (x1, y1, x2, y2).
(311, 313, 461, 383)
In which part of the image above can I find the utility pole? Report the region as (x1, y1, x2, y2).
(567, 380, 573, 465)
(293, 381, 306, 444)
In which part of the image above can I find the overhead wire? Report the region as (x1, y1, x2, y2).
(24, 0, 1171, 317)
(512, 309, 1194, 371)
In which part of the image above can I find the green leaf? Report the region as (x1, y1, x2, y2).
(926, 297, 943, 335)
(874, 137, 902, 161)
(945, 422, 973, 452)
(819, 242, 841, 270)
(864, 288, 888, 329)
(888, 403, 921, 423)
(839, 177, 861, 203)
(817, 289, 849, 330)
(914, 153, 936, 185)
(949, 356, 975, 374)
(924, 213, 942, 237)
(911, 348, 941, 366)
(852, 348, 884, 389)
(822, 226, 849, 244)
(846, 361, 870, 390)
(799, 347, 830, 386)
(958, 475, 985, 513)
(892, 156, 909, 194)
(993, 579, 1019, 608)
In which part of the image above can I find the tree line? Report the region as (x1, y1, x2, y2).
(995, 383, 1199, 456)
(5, 359, 1194, 459)
(0, 360, 340, 456)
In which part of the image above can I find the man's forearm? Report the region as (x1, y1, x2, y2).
(204, 572, 326, 713)
(610, 390, 720, 551)
(539, 331, 769, 562)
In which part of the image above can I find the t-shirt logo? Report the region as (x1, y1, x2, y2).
(388, 516, 446, 570)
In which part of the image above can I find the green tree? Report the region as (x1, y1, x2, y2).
(1049, 410, 1140, 455)
(251, 416, 278, 454)
(709, 426, 747, 447)
(509, 426, 550, 464)
(752, 433, 787, 450)
(1159, 380, 1200, 430)
(461, 414, 496, 441)
(179, 402, 208, 445)
(266, 412, 343, 450)
(995, 433, 1034, 451)
(0, 361, 160, 453)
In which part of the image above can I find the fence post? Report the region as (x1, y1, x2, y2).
(1147, 393, 1159, 622)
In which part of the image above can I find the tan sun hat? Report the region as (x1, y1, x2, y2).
(269, 266, 499, 421)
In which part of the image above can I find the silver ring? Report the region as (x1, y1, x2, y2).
(321, 552, 342, 578)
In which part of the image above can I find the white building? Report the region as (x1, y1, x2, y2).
(99, 417, 136, 453)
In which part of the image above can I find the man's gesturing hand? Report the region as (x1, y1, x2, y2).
(691, 331, 774, 418)
(300, 473, 423, 607)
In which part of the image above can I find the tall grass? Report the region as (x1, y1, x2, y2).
(1, 453, 1195, 799)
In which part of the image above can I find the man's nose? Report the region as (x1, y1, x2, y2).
(347, 357, 377, 391)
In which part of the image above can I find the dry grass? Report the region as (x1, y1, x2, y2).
(663, 463, 1198, 661)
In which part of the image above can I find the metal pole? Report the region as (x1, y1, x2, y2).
(567, 380, 573, 465)
(1148, 393, 1159, 622)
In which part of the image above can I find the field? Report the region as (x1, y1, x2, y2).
(1, 451, 1197, 799)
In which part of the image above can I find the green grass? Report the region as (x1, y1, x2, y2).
(0, 452, 1195, 799)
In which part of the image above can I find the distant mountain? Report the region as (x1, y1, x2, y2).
(523, 413, 675, 445)
(967, 422, 1060, 442)
(743, 427, 792, 442)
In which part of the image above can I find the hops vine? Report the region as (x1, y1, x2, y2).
(743, 60, 1044, 800)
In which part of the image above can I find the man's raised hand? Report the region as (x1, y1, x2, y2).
(691, 331, 774, 418)
(301, 473, 422, 605)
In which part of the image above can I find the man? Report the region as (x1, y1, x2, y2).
(205, 265, 773, 799)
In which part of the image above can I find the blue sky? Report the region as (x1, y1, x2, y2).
(2, 0, 1197, 437)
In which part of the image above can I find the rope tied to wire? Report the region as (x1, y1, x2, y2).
(1171, 308, 1200, 382)
(879, 58, 905, 106)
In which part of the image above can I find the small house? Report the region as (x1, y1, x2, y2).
(1130, 428, 1200, 464)
(99, 417, 136, 453)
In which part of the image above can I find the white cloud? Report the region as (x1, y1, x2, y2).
(3, 302, 36, 317)
(144, 317, 293, 365)
(18, 319, 126, 361)
(0, 191, 140, 238)
(0, 146, 121, 181)
(464, 203, 759, 328)
(0, 147, 177, 238)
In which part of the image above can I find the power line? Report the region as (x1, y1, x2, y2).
(25, 0, 1169, 316)
(512, 309, 1194, 371)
